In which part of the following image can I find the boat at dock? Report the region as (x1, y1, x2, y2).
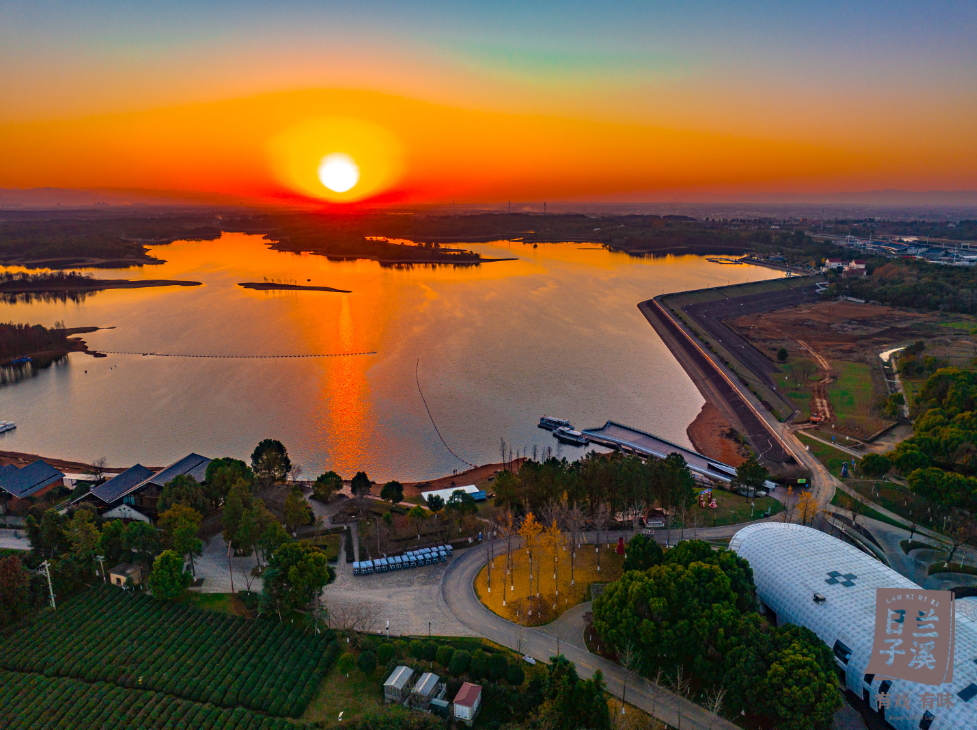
(6, 356, 32, 365)
(538, 416, 573, 431)
(553, 426, 589, 446)
(0, 422, 16, 434)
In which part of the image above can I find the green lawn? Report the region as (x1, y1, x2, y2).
(694, 488, 784, 527)
(778, 357, 820, 421)
(827, 361, 886, 436)
(829, 491, 906, 530)
(301, 661, 383, 723)
(797, 432, 857, 478)
(185, 592, 253, 618)
(304, 533, 342, 561)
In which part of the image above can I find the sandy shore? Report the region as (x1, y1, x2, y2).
(686, 402, 748, 467)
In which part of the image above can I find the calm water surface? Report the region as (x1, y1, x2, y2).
(0, 235, 779, 480)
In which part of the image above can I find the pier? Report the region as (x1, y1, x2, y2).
(583, 420, 777, 491)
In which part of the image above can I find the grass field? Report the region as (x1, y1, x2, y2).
(301, 660, 383, 723)
(797, 432, 858, 478)
(828, 361, 887, 436)
(186, 592, 253, 617)
(697, 489, 784, 526)
(829, 491, 906, 530)
(475, 543, 624, 626)
(777, 357, 820, 421)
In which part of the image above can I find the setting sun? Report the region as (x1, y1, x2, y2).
(317, 153, 359, 193)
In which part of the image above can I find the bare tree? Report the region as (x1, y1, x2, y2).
(782, 486, 798, 523)
(89, 456, 108, 483)
(842, 490, 868, 528)
(704, 686, 727, 730)
(618, 641, 641, 715)
(566, 501, 585, 586)
(328, 602, 383, 637)
(595, 503, 610, 573)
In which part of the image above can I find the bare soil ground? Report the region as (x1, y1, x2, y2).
(686, 402, 749, 466)
(727, 300, 974, 365)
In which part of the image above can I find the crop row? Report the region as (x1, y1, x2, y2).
(0, 669, 311, 730)
(0, 586, 336, 717)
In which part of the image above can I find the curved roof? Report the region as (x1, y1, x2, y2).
(731, 523, 977, 730)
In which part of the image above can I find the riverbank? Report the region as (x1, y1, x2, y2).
(686, 402, 748, 466)
(0, 326, 108, 366)
(238, 282, 350, 293)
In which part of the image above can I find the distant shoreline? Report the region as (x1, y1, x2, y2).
(238, 282, 351, 293)
(0, 278, 200, 293)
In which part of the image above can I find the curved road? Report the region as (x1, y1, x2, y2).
(440, 538, 738, 730)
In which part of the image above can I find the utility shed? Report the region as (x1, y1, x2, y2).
(383, 665, 415, 704)
(108, 563, 142, 587)
(411, 672, 443, 710)
(452, 682, 482, 726)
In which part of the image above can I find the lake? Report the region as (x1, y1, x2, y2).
(0, 234, 780, 481)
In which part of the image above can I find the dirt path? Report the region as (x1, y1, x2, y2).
(796, 339, 834, 424)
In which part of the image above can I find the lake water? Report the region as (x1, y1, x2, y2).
(0, 234, 780, 481)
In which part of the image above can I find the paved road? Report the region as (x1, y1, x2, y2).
(440, 541, 738, 730)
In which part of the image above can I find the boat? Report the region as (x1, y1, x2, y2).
(538, 416, 573, 431)
(553, 426, 589, 446)
(0, 422, 16, 434)
(7, 356, 32, 365)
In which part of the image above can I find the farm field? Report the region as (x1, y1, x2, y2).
(0, 669, 306, 730)
(0, 586, 336, 718)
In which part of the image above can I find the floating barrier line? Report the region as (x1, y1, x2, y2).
(415, 358, 476, 469)
(98, 350, 377, 359)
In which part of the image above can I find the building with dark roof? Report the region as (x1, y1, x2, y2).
(0, 461, 64, 512)
(88, 464, 155, 505)
(71, 454, 211, 521)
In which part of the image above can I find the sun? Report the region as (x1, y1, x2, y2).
(317, 153, 359, 193)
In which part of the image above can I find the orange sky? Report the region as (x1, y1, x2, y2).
(1, 3, 974, 204)
(3, 87, 972, 205)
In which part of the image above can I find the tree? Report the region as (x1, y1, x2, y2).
(257, 508, 291, 562)
(733, 456, 769, 499)
(260, 542, 334, 620)
(25, 509, 68, 557)
(67, 508, 100, 562)
(283, 485, 313, 532)
(539, 656, 611, 730)
(122, 521, 162, 565)
(377, 643, 396, 665)
(0, 555, 34, 625)
(338, 652, 355, 676)
(860, 453, 891, 478)
(204, 457, 254, 508)
(449, 650, 471, 676)
(797, 491, 819, 526)
(518, 512, 543, 614)
(623, 534, 663, 572)
(98, 519, 128, 565)
(357, 650, 378, 675)
(380, 480, 404, 505)
(487, 652, 508, 681)
(436, 645, 455, 667)
(148, 550, 191, 600)
(350, 471, 372, 497)
(89, 456, 108, 483)
(427, 494, 446, 542)
(407, 505, 428, 539)
(777, 347, 789, 362)
(159, 504, 203, 577)
(312, 471, 343, 502)
(764, 628, 842, 730)
(250, 439, 291, 485)
(506, 663, 525, 686)
(157, 474, 207, 514)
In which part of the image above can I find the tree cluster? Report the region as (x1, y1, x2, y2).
(592, 538, 841, 729)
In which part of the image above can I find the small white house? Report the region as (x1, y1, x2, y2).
(452, 682, 482, 726)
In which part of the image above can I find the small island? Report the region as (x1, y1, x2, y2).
(238, 282, 351, 293)
(0, 272, 201, 295)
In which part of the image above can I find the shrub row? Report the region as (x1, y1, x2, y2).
(0, 586, 336, 718)
(0, 669, 311, 730)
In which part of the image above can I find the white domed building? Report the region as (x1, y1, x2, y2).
(730, 523, 977, 730)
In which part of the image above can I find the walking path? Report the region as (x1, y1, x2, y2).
(440, 543, 739, 730)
